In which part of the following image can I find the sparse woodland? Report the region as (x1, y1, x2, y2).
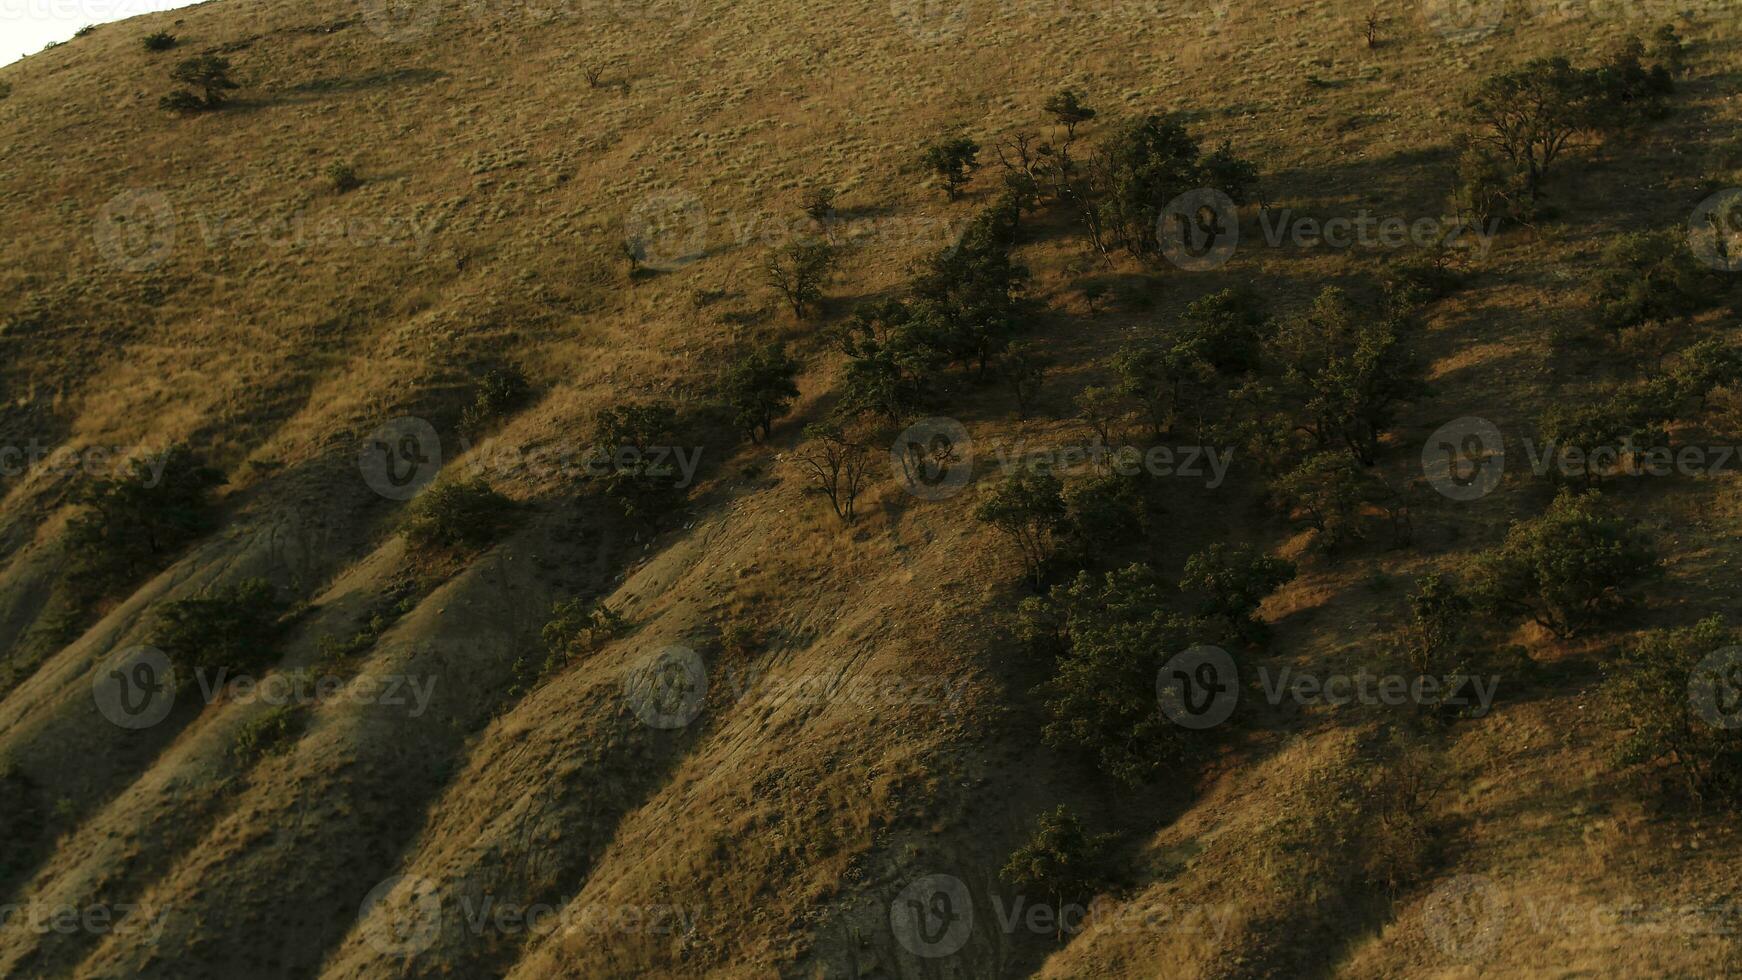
(0, 3, 1739, 977)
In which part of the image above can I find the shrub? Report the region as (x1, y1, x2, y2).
(1032, 564, 1209, 785)
(0, 763, 45, 881)
(401, 479, 515, 552)
(325, 161, 362, 193)
(1000, 805, 1114, 939)
(763, 237, 837, 320)
(1072, 385, 1126, 448)
(143, 30, 178, 52)
(975, 466, 1067, 588)
(922, 135, 980, 200)
(74, 24, 96, 37)
(721, 343, 800, 442)
(151, 579, 285, 683)
(796, 421, 872, 523)
(459, 366, 531, 437)
(512, 596, 629, 692)
(1061, 470, 1149, 567)
(1466, 489, 1658, 638)
(1180, 543, 1295, 643)
(1594, 230, 1724, 330)
(1178, 288, 1266, 376)
(159, 90, 207, 114)
(232, 705, 306, 763)
(1607, 616, 1742, 803)
(66, 446, 226, 602)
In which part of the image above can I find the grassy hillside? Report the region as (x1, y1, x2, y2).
(1, 0, 1741, 977)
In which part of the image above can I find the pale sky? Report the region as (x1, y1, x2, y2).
(2, 0, 202, 67)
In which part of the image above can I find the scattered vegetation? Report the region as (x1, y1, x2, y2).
(231, 705, 307, 764)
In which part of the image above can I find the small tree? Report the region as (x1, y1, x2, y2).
(1273, 451, 1371, 551)
(1003, 340, 1051, 420)
(1462, 58, 1599, 205)
(721, 343, 800, 442)
(1384, 575, 1478, 708)
(151, 579, 284, 683)
(764, 237, 837, 320)
(801, 187, 838, 226)
(975, 466, 1067, 588)
(1180, 544, 1295, 643)
(796, 422, 872, 523)
(1032, 564, 1208, 784)
(1042, 89, 1096, 141)
(1000, 806, 1115, 940)
(589, 402, 689, 522)
(165, 55, 239, 110)
(1466, 489, 1658, 638)
(1073, 385, 1125, 450)
(1607, 616, 1742, 804)
(922, 135, 980, 201)
(1266, 286, 1429, 465)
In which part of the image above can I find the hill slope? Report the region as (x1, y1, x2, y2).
(2, 0, 1741, 977)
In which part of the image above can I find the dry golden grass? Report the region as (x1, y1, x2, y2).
(0, 0, 1740, 977)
